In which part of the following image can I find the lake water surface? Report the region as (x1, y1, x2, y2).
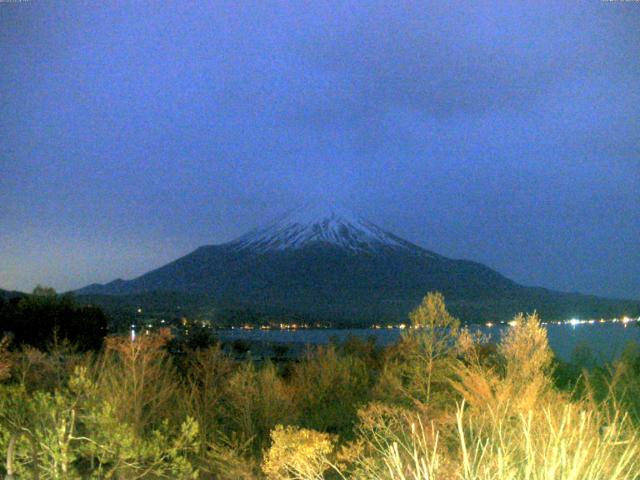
(217, 322, 640, 363)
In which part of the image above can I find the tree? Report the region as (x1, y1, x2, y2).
(378, 292, 460, 407)
(408, 292, 459, 405)
(408, 291, 458, 330)
(96, 329, 178, 436)
(0, 287, 108, 351)
(32, 285, 57, 298)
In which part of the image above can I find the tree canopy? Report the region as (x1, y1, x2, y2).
(0, 286, 108, 351)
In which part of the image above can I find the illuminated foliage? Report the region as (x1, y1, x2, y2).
(377, 292, 460, 408)
(96, 329, 179, 435)
(0, 293, 638, 479)
(262, 425, 337, 480)
(222, 360, 295, 456)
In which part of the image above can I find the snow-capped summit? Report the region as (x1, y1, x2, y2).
(229, 201, 414, 253)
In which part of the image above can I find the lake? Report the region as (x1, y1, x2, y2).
(217, 321, 640, 363)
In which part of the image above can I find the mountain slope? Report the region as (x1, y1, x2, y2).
(0, 288, 27, 302)
(76, 205, 640, 324)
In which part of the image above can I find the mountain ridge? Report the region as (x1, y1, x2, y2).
(0, 288, 27, 301)
(76, 205, 640, 324)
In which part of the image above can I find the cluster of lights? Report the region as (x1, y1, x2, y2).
(365, 317, 640, 330)
(130, 305, 639, 335)
(494, 316, 639, 328)
(373, 323, 436, 330)
(230, 323, 315, 330)
(557, 316, 638, 327)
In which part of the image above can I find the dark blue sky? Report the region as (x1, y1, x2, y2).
(1, 1, 639, 299)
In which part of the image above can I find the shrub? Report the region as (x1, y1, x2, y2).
(95, 329, 180, 435)
(183, 343, 235, 445)
(204, 433, 259, 480)
(0, 336, 11, 382)
(222, 361, 295, 454)
(453, 312, 555, 419)
(262, 425, 337, 480)
(340, 402, 445, 480)
(291, 345, 371, 436)
(456, 401, 640, 480)
(583, 342, 640, 425)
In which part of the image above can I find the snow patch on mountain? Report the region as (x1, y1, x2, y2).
(229, 203, 422, 254)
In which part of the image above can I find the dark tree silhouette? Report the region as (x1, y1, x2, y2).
(0, 287, 108, 351)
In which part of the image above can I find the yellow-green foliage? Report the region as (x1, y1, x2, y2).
(376, 293, 461, 410)
(499, 312, 553, 396)
(453, 312, 555, 421)
(332, 400, 639, 480)
(456, 402, 639, 480)
(409, 291, 459, 332)
(204, 433, 259, 480)
(262, 425, 337, 480)
(184, 344, 235, 444)
(222, 360, 294, 455)
(0, 336, 10, 382)
(291, 344, 371, 436)
(340, 402, 444, 479)
(1, 292, 639, 479)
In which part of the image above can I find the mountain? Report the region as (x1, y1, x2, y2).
(76, 204, 640, 324)
(0, 288, 27, 302)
